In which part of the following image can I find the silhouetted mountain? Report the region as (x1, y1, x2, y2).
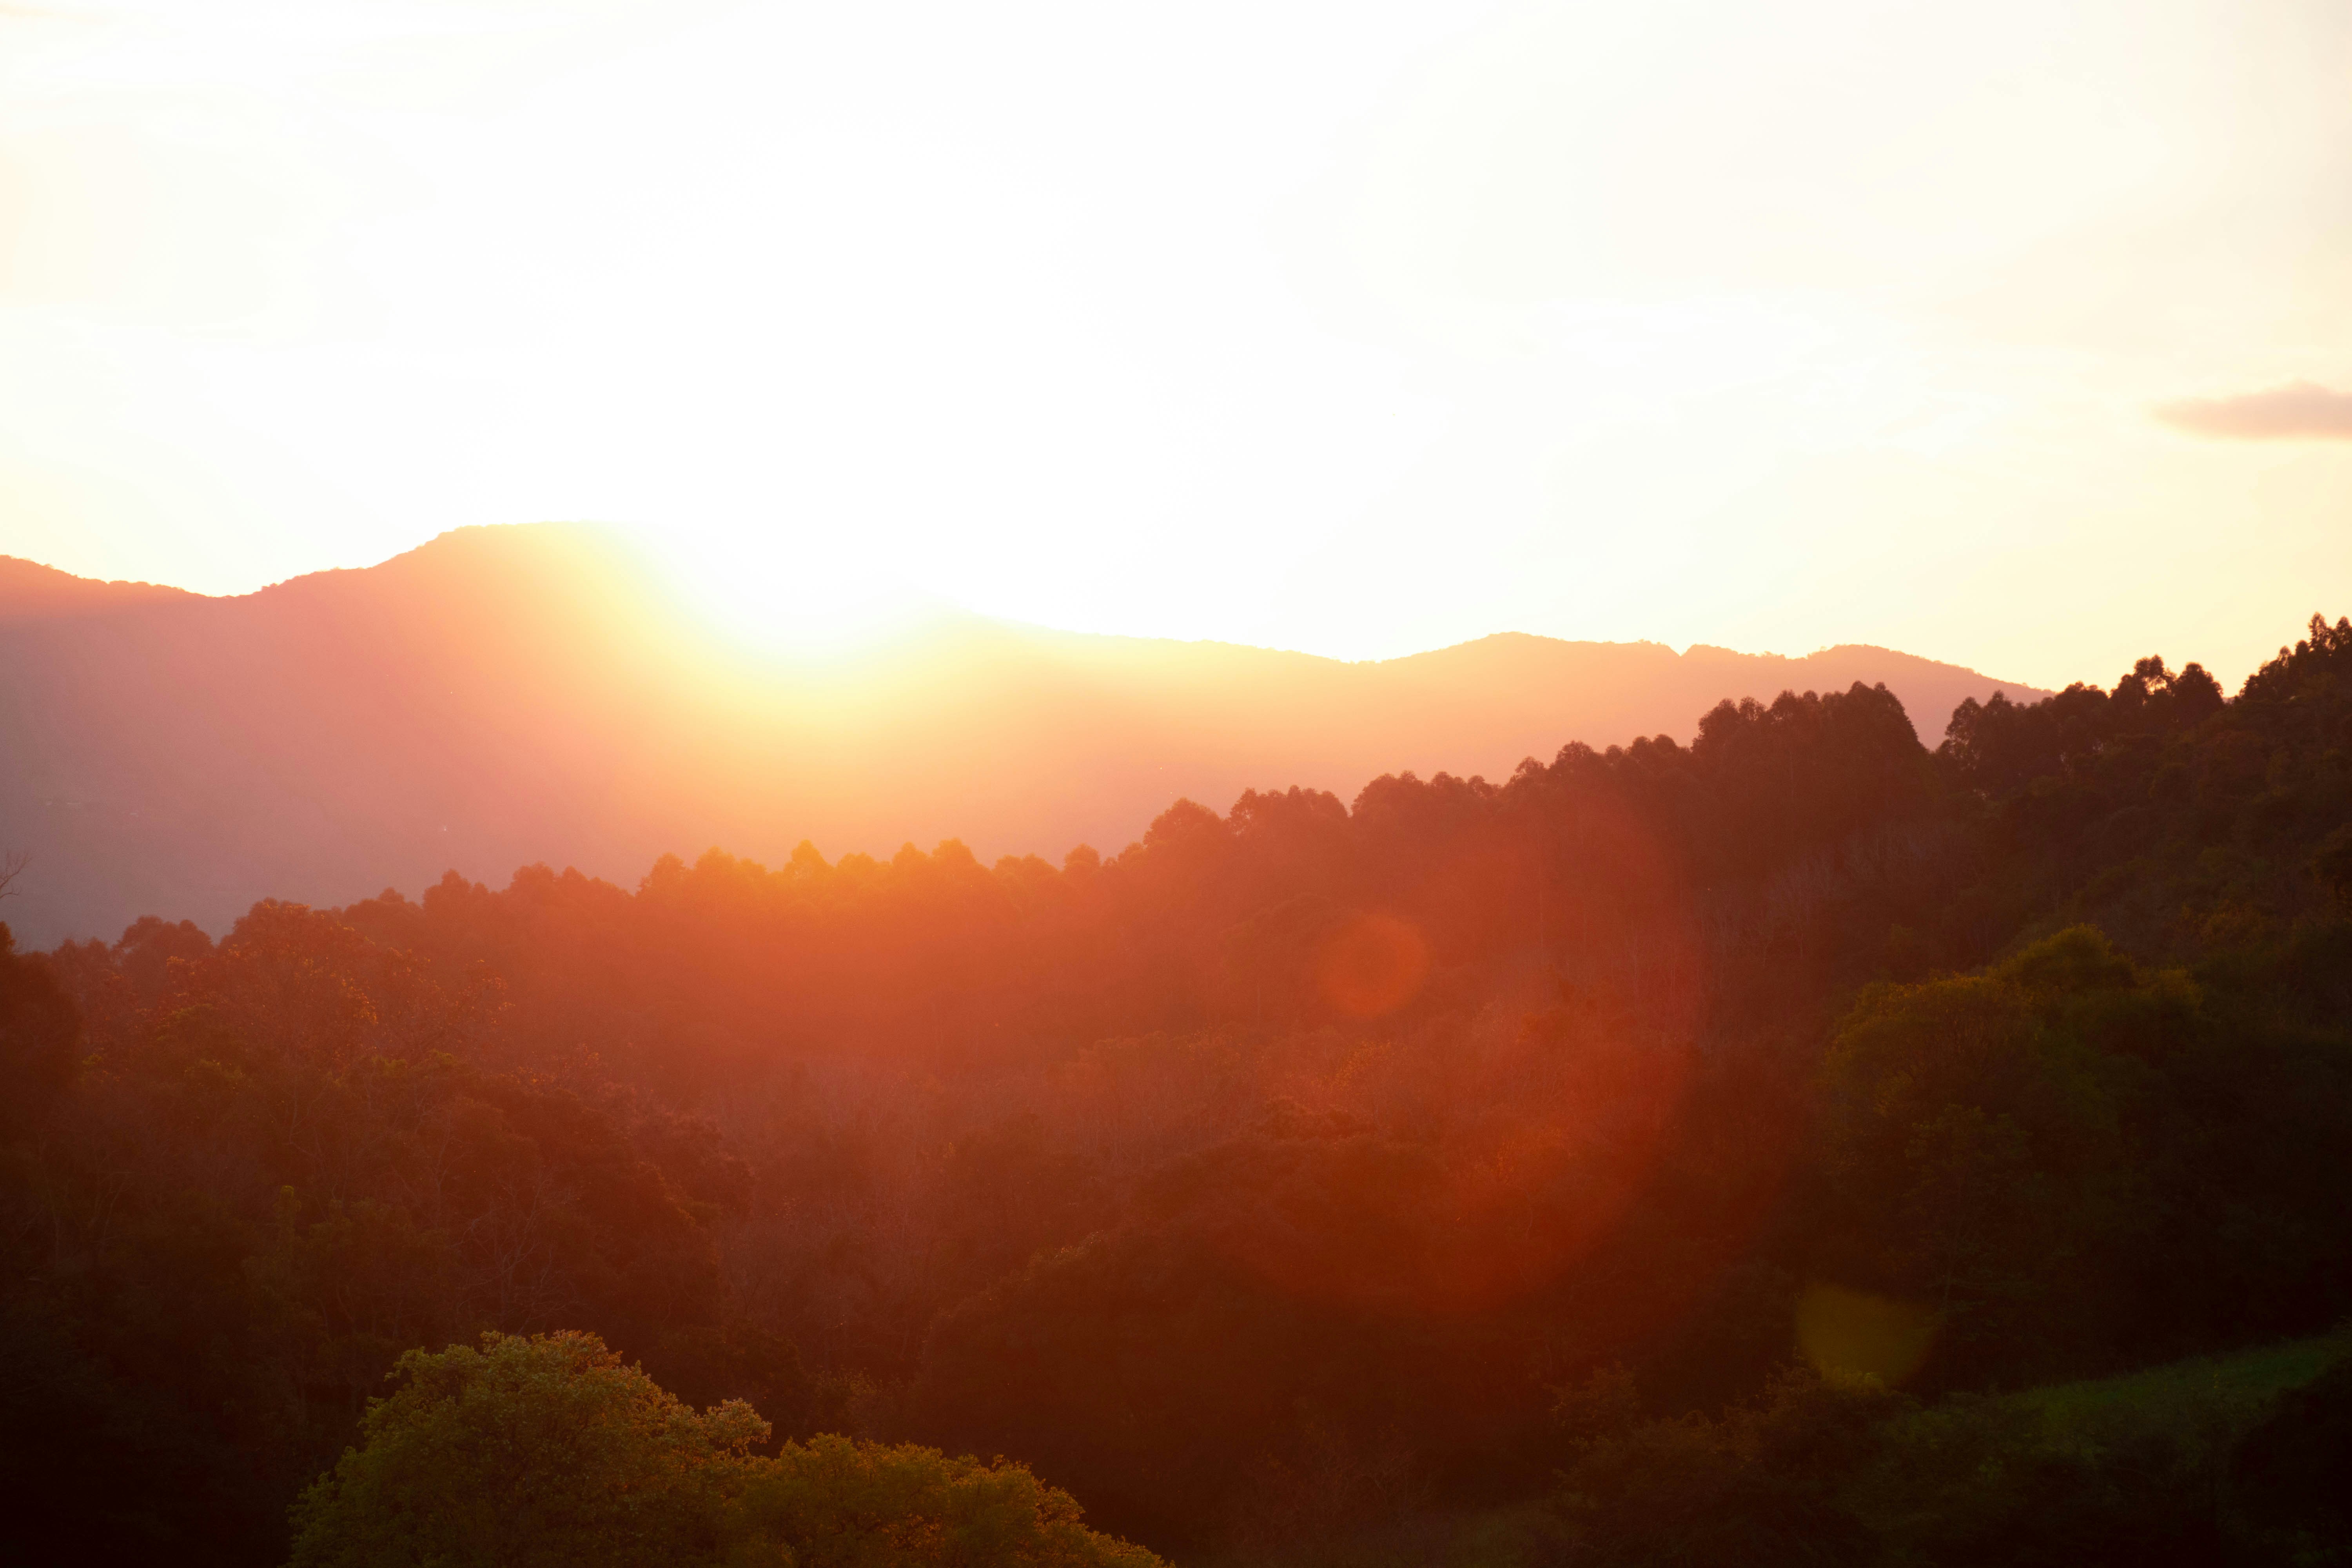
(0, 524, 2047, 944)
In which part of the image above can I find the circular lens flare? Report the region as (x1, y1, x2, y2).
(1316, 912, 1430, 1019)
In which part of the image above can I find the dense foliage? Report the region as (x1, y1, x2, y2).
(4, 614, 2350, 1563)
(289, 1330, 1156, 1568)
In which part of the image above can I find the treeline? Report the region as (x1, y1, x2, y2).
(4, 616, 2352, 1562)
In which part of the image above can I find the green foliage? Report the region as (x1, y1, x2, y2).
(728, 1434, 1166, 1568)
(1213, 1336, 2352, 1568)
(1553, 1366, 1900, 1567)
(1936, 618, 2352, 966)
(1853, 1332, 2352, 1567)
(1814, 926, 2352, 1386)
(1529, 1336, 2352, 1568)
(290, 1332, 764, 1568)
(1815, 932, 2149, 1378)
(2231, 1358, 2352, 1559)
(2014, 1333, 2347, 1433)
(289, 1330, 1162, 1568)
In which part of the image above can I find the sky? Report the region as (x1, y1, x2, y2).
(1, 0, 2348, 691)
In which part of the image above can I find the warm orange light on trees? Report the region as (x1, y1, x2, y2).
(1314, 912, 1428, 1020)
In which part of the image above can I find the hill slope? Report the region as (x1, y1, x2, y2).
(0, 524, 2046, 943)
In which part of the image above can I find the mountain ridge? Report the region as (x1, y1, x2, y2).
(0, 525, 2049, 944)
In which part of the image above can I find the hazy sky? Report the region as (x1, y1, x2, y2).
(3, 0, 2348, 689)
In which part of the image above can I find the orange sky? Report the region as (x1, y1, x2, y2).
(3, 0, 2349, 689)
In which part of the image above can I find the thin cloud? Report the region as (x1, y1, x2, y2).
(2156, 380, 2352, 440)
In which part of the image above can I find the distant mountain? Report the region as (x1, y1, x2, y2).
(0, 525, 2049, 944)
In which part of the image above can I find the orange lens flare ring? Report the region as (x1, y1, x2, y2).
(1314, 912, 1430, 1020)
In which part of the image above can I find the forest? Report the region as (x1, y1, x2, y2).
(5, 613, 2352, 1565)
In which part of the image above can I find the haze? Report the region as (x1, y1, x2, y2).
(0, 523, 2053, 944)
(5, 0, 2348, 685)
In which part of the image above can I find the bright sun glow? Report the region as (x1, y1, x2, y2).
(4, 0, 2352, 687)
(648, 524, 951, 659)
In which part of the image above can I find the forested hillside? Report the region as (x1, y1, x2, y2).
(4, 615, 2348, 1564)
(0, 525, 2041, 946)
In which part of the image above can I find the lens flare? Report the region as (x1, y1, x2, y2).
(1795, 1281, 1940, 1385)
(1315, 912, 1430, 1019)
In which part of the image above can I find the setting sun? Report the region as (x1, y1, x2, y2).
(7, 1, 2352, 688)
(5, 5, 2351, 1564)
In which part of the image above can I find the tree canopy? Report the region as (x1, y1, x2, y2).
(290, 1331, 1160, 1568)
(4, 612, 2350, 1562)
